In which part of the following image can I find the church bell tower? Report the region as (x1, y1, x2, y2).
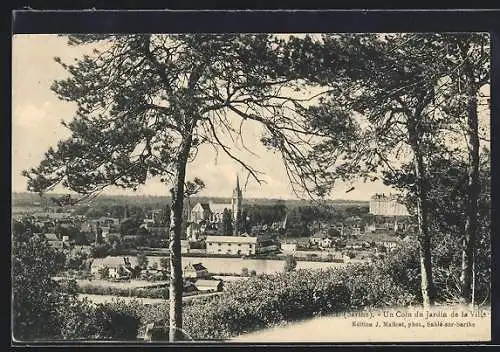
(231, 175, 243, 234)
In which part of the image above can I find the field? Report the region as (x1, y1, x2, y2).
(78, 291, 222, 305)
(75, 279, 168, 290)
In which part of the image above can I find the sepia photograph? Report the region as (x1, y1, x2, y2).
(12, 31, 491, 343)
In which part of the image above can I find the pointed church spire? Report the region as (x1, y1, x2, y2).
(282, 213, 288, 229)
(233, 174, 242, 198)
(232, 173, 243, 235)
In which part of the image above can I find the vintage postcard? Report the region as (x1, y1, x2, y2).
(12, 12, 492, 345)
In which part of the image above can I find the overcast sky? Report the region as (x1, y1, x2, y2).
(13, 34, 477, 201)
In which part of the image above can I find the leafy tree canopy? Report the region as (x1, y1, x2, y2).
(12, 228, 70, 340)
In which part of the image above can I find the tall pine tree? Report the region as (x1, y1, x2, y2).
(23, 34, 329, 340)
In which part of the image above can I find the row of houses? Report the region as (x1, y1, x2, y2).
(345, 233, 402, 251)
(32, 211, 75, 220)
(89, 256, 212, 280)
(88, 256, 223, 293)
(30, 206, 167, 234)
(43, 233, 70, 249)
(310, 219, 412, 237)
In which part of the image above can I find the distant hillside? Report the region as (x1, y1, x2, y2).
(12, 192, 368, 209)
(11, 192, 46, 207)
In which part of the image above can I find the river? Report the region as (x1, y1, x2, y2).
(146, 256, 350, 275)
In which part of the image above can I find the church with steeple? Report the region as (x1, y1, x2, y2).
(187, 175, 244, 239)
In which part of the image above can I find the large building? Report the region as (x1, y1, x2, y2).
(369, 193, 409, 216)
(206, 235, 257, 255)
(187, 176, 243, 239)
(205, 235, 278, 256)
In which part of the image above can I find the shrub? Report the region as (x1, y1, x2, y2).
(137, 252, 149, 269)
(98, 266, 110, 279)
(94, 304, 140, 339)
(90, 243, 111, 258)
(338, 264, 416, 310)
(12, 233, 68, 341)
(345, 251, 356, 259)
(59, 299, 100, 339)
(376, 240, 420, 301)
(58, 298, 141, 340)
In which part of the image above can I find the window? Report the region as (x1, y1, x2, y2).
(238, 243, 241, 246)
(218, 243, 221, 246)
(218, 249, 221, 252)
(228, 243, 231, 246)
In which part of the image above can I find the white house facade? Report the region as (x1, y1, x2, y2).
(205, 235, 258, 256)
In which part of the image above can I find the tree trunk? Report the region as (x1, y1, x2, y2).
(168, 138, 193, 342)
(408, 116, 436, 308)
(461, 61, 480, 304)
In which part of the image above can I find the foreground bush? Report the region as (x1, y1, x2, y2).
(12, 233, 67, 341)
(110, 261, 416, 341)
(181, 263, 415, 340)
(59, 298, 140, 340)
(377, 238, 491, 305)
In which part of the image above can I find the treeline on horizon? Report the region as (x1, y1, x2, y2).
(11, 191, 368, 210)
